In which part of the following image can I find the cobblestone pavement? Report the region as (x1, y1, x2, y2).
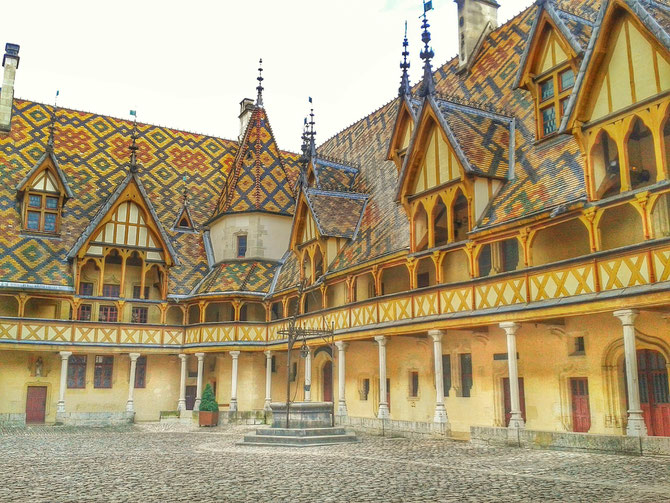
(1, 423, 669, 502)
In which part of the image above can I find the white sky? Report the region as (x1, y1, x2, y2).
(4, 0, 534, 152)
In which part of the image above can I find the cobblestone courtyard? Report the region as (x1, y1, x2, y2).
(1, 424, 669, 502)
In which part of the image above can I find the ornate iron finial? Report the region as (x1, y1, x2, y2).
(129, 110, 139, 174)
(256, 58, 264, 107)
(46, 90, 59, 152)
(399, 21, 411, 97)
(182, 174, 188, 205)
(298, 117, 310, 186)
(419, 10, 436, 98)
(308, 97, 316, 158)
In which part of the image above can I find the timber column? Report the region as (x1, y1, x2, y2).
(499, 322, 525, 429)
(429, 330, 449, 425)
(374, 336, 390, 419)
(264, 350, 272, 411)
(126, 353, 140, 413)
(229, 351, 240, 412)
(194, 353, 205, 412)
(335, 342, 348, 416)
(177, 354, 187, 411)
(56, 351, 72, 413)
(614, 309, 648, 436)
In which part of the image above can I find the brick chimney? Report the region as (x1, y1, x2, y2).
(0, 43, 19, 132)
(238, 98, 255, 142)
(455, 0, 498, 70)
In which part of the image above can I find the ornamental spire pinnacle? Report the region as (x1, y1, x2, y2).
(307, 97, 316, 158)
(399, 21, 411, 97)
(128, 110, 139, 174)
(46, 90, 59, 153)
(256, 58, 264, 107)
(419, 4, 436, 98)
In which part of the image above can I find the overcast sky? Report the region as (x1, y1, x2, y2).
(4, 0, 534, 152)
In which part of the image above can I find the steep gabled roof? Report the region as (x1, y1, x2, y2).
(313, 155, 359, 191)
(214, 106, 295, 217)
(193, 259, 278, 295)
(16, 148, 74, 199)
(304, 188, 368, 239)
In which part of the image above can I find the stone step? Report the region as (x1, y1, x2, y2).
(241, 433, 358, 447)
(255, 427, 348, 437)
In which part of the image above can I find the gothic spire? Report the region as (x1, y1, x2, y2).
(399, 21, 411, 97)
(307, 98, 316, 158)
(128, 111, 139, 174)
(46, 90, 59, 153)
(418, 11, 436, 98)
(256, 58, 264, 107)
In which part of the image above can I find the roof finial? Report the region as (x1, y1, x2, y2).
(128, 110, 139, 174)
(256, 58, 264, 107)
(298, 117, 310, 187)
(419, 1, 436, 98)
(399, 21, 411, 97)
(308, 97, 316, 158)
(46, 90, 59, 152)
(182, 174, 188, 205)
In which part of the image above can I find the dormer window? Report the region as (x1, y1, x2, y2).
(22, 169, 63, 234)
(537, 66, 574, 138)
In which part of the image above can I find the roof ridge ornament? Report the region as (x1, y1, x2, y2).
(418, 1, 436, 98)
(308, 97, 317, 158)
(128, 110, 139, 174)
(46, 90, 59, 153)
(399, 21, 412, 97)
(256, 58, 264, 107)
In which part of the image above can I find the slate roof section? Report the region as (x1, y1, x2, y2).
(305, 188, 368, 239)
(194, 260, 278, 295)
(313, 157, 359, 191)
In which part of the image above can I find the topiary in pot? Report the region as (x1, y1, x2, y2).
(198, 383, 220, 427)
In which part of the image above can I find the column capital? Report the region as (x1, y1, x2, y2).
(229, 350, 241, 359)
(264, 349, 273, 358)
(428, 329, 444, 342)
(59, 351, 72, 360)
(195, 352, 205, 361)
(334, 341, 349, 351)
(614, 309, 639, 326)
(129, 352, 141, 361)
(178, 353, 187, 362)
(374, 335, 388, 346)
(499, 322, 521, 334)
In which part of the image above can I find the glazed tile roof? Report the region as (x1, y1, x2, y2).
(305, 188, 367, 239)
(313, 156, 359, 191)
(215, 106, 297, 217)
(194, 260, 278, 295)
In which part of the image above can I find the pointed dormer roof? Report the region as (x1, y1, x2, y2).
(214, 105, 295, 217)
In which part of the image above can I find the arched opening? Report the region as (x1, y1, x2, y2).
(325, 282, 347, 308)
(24, 298, 68, 320)
(188, 305, 200, 325)
(125, 303, 161, 324)
(79, 259, 100, 296)
(627, 118, 656, 190)
(353, 272, 375, 302)
(144, 264, 163, 301)
(166, 305, 183, 325)
(240, 302, 265, 322)
(416, 257, 436, 288)
(286, 296, 299, 317)
(0, 295, 19, 317)
(126, 251, 144, 299)
(664, 116, 670, 173)
(478, 238, 520, 277)
(599, 204, 644, 251)
(270, 301, 283, 320)
(433, 198, 448, 247)
(413, 203, 429, 251)
(103, 250, 122, 296)
(302, 254, 312, 283)
(380, 264, 410, 295)
(452, 190, 469, 242)
(313, 247, 324, 280)
(304, 289, 323, 313)
(205, 302, 234, 322)
(652, 193, 670, 239)
(322, 360, 333, 402)
(626, 349, 670, 436)
(441, 249, 470, 284)
(531, 219, 591, 265)
(591, 130, 620, 199)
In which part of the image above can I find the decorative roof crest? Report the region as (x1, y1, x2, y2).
(256, 58, 264, 107)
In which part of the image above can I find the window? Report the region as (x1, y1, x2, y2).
(460, 353, 473, 397)
(131, 306, 148, 324)
(102, 284, 120, 298)
(77, 304, 92, 321)
(67, 355, 87, 388)
(478, 238, 519, 277)
(24, 192, 60, 233)
(573, 336, 585, 355)
(536, 66, 574, 139)
(501, 239, 519, 272)
(417, 272, 430, 289)
(289, 361, 298, 382)
(134, 356, 147, 388)
(99, 305, 118, 322)
(409, 371, 419, 398)
(132, 286, 150, 299)
(360, 378, 370, 401)
(237, 235, 247, 258)
(271, 355, 277, 373)
(442, 355, 451, 397)
(94, 355, 113, 388)
(79, 282, 94, 296)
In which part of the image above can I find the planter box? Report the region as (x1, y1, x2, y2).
(198, 411, 219, 427)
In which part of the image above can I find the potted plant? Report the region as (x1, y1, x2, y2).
(198, 383, 220, 427)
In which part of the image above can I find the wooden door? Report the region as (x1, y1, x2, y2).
(322, 361, 332, 402)
(185, 385, 197, 411)
(570, 378, 591, 432)
(26, 386, 47, 424)
(503, 378, 526, 426)
(636, 349, 670, 436)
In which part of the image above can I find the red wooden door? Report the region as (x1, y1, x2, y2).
(185, 385, 197, 411)
(322, 361, 333, 402)
(570, 378, 591, 432)
(26, 386, 47, 424)
(503, 378, 526, 426)
(637, 350, 670, 436)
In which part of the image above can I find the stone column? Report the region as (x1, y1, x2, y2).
(429, 330, 449, 424)
(304, 348, 312, 402)
(375, 336, 390, 419)
(335, 342, 348, 416)
(614, 309, 647, 436)
(264, 350, 272, 411)
(229, 351, 240, 412)
(126, 353, 140, 413)
(56, 351, 72, 413)
(194, 352, 205, 412)
(499, 322, 524, 429)
(177, 354, 187, 411)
